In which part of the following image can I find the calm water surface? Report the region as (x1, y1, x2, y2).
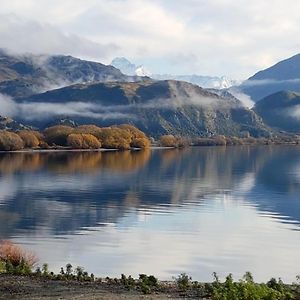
(0, 146, 300, 282)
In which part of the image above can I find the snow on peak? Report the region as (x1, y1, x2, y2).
(111, 57, 236, 89)
(111, 57, 151, 77)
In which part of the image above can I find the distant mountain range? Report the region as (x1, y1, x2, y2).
(111, 57, 238, 89)
(1, 49, 300, 136)
(236, 53, 300, 101)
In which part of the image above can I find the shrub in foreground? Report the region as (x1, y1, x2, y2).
(175, 273, 192, 291)
(211, 272, 293, 300)
(0, 240, 37, 274)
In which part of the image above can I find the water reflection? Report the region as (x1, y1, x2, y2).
(0, 147, 300, 233)
(0, 150, 151, 174)
(0, 146, 300, 281)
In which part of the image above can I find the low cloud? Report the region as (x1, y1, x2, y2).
(19, 102, 135, 121)
(0, 14, 119, 60)
(0, 88, 242, 123)
(0, 94, 18, 117)
(0, 94, 135, 121)
(229, 88, 255, 108)
(242, 78, 300, 87)
(287, 105, 300, 120)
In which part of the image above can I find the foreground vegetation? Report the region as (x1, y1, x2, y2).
(1, 241, 300, 299)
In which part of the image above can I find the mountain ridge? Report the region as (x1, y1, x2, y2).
(235, 53, 300, 101)
(16, 79, 270, 137)
(254, 90, 300, 132)
(0, 50, 143, 98)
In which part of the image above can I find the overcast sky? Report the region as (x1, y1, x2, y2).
(0, 0, 300, 79)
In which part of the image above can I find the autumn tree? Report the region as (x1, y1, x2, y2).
(67, 134, 83, 149)
(44, 125, 74, 146)
(81, 134, 101, 149)
(116, 124, 144, 138)
(98, 127, 132, 150)
(17, 130, 40, 148)
(117, 124, 151, 148)
(73, 125, 102, 138)
(67, 133, 101, 149)
(131, 137, 151, 149)
(0, 131, 24, 151)
(159, 135, 178, 147)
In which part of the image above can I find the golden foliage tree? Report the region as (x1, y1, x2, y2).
(0, 131, 24, 151)
(67, 134, 83, 149)
(44, 125, 74, 146)
(67, 133, 101, 149)
(82, 134, 101, 149)
(159, 135, 178, 147)
(116, 124, 151, 148)
(98, 127, 132, 150)
(17, 130, 40, 148)
(131, 137, 151, 149)
(116, 124, 145, 139)
(73, 125, 102, 138)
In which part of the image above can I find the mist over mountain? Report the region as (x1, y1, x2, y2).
(3, 50, 300, 137)
(236, 53, 300, 101)
(111, 57, 237, 89)
(0, 50, 142, 98)
(13, 79, 269, 137)
(254, 91, 300, 132)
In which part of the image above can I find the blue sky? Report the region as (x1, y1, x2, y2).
(1, 0, 300, 79)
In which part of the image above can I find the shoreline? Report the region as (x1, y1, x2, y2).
(0, 143, 299, 154)
(0, 274, 177, 300)
(0, 272, 298, 300)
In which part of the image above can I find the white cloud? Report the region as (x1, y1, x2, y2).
(0, 94, 18, 116)
(0, 0, 300, 78)
(288, 105, 300, 120)
(229, 88, 255, 108)
(0, 14, 118, 59)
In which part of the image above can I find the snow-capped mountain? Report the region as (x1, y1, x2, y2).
(111, 57, 151, 77)
(111, 57, 237, 89)
(152, 74, 237, 89)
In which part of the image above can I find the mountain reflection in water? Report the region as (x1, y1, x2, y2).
(0, 146, 299, 282)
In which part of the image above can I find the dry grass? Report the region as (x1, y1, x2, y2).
(0, 240, 38, 268)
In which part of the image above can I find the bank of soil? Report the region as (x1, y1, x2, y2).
(0, 274, 191, 300)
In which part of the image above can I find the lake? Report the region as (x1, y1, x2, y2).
(0, 146, 300, 282)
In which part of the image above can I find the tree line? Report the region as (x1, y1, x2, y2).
(1, 125, 299, 151)
(0, 124, 151, 151)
